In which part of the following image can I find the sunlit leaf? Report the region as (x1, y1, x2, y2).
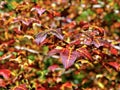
(48, 48, 61, 56)
(0, 69, 11, 79)
(12, 84, 27, 90)
(92, 39, 103, 48)
(31, 6, 46, 16)
(110, 47, 118, 56)
(61, 82, 73, 90)
(107, 62, 120, 71)
(76, 48, 93, 61)
(60, 48, 77, 68)
(92, 26, 105, 35)
(50, 30, 64, 40)
(35, 32, 47, 45)
(48, 64, 59, 72)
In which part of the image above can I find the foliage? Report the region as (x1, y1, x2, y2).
(0, 0, 120, 90)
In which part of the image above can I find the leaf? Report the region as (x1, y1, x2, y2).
(107, 62, 120, 71)
(83, 38, 92, 45)
(92, 39, 103, 48)
(61, 82, 73, 90)
(0, 69, 11, 79)
(12, 84, 27, 90)
(0, 79, 6, 88)
(35, 32, 47, 45)
(37, 87, 46, 90)
(110, 47, 118, 56)
(35, 83, 46, 90)
(76, 48, 93, 61)
(35, 30, 63, 44)
(92, 26, 105, 35)
(48, 48, 61, 56)
(31, 6, 46, 16)
(60, 48, 77, 68)
(48, 64, 59, 72)
(50, 30, 64, 40)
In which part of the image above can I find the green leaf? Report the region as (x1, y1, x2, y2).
(73, 72, 85, 83)
(28, 54, 35, 61)
(76, 9, 94, 22)
(42, 46, 49, 55)
(0, 51, 4, 56)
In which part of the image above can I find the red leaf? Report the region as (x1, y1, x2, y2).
(70, 39, 81, 45)
(76, 48, 93, 61)
(13, 84, 27, 90)
(79, 21, 89, 29)
(92, 26, 105, 35)
(0, 69, 11, 79)
(107, 62, 120, 71)
(37, 87, 46, 90)
(110, 47, 118, 56)
(0, 79, 6, 88)
(60, 48, 77, 68)
(61, 82, 72, 89)
(48, 49, 61, 56)
(35, 83, 46, 90)
(2, 39, 15, 47)
(48, 64, 59, 72)
(13, 27, 23, 34)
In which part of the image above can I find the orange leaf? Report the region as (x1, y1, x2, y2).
(110, 47, 118, 56)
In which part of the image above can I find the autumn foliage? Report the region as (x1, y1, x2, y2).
(0, 0, 120, 90)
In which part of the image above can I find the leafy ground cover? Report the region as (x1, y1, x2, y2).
(0, 0, 120, 90)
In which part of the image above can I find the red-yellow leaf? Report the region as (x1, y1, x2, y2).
(92, 26, 105, 35)
(76, 48, 93, 61)
(107, 62, 120, 71)
(61, 82, 73, 90)
(60, 48, 77, 68)
(12, 84, 27, 90)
